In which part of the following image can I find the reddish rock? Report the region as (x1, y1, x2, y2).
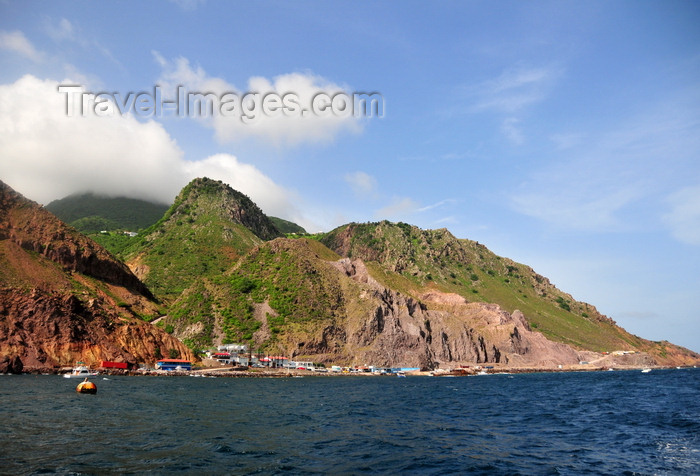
(0, 355, 23, 374)
(0, 180, 194, 370)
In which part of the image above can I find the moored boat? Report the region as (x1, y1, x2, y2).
(63, 363, 99, 378)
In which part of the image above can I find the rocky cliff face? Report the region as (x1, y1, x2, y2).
(320, 221, 650, 354)
(303, 257, 588, 369)
(0, 180, 193, 372)
(0, 181, 152, 298)
(299, 256, 700, 369)
(0, 289, 192, 370)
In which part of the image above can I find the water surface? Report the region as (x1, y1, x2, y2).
(1, 369, 698, 474)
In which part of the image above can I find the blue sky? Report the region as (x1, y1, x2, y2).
(1, 1, 699, 352)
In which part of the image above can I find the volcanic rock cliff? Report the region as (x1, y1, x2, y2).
(0, 181, 152, 298)
(0, 180, 193, 372)
(0, 288, 191, 371)
(30, 179, 697, 371)
(300, 256, 589, 369)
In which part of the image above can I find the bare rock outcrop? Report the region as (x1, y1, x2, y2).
(323, 260, 590, 369)
(0, 180, 152, 298)
(0, 288, 193, 370)
(0, 180, 193, 371)
(0, 355, 23, 374)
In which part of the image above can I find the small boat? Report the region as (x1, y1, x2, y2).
(641, 368, 652, 373)
(396, 371, 406, 378)
(63, 363, 99, 378)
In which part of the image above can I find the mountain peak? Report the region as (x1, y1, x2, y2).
(169, 177, 282, 242)
(122, 178, 283, 300)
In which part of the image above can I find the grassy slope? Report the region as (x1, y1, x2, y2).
(121, 179, 265, 301)
(45, 193, 168, 232)
(319, 221, 648, 353)
(164, 238, 344, 351)
(165, 217, 648, 354)
(269, 216, 307, 234)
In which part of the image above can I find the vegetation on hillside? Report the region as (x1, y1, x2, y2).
(45, 193, 168, 232)
(121, 178, 274, 300)
(164, 238, 344, 351)
(41, 180, 694, 362)
(319, 221, 640, 352)
(269, 216, 307, 234)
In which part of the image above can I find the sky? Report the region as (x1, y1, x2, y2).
(1, 1, 699, 352)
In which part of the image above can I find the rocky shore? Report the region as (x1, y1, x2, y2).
(8, 361, 693, 378)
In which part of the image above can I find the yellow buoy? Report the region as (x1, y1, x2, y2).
(76, 378, 97, 394)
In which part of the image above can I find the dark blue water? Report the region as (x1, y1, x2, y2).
(1, 369, 698, 475)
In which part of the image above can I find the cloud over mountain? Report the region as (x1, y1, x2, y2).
(0, 75, 301, 222)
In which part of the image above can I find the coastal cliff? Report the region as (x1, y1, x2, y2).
(0, 180, 194, 372)
(3, 177, 698, 372)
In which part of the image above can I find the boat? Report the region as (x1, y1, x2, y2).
(63, 363, 99, 378)
(641, 368, 652, 373)
(396, 371, 406, 378)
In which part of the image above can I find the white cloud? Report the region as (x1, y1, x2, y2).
(154, 54, 363, 147)
(501, 117, 524, 145)
(370, 197, 458, 224)
(43, 18, 123, 71)
(434, 216, 457, 225)
(344, 171, 378, 198)
(0, 75, 302, 225)
(416, 199, 457, 212)
(374, 196, 420, 220)
(456, 64, 560, 144)
(0, 75, 183, 204)
(510, 95, 700, 233)
(664, 185, 700, 245)
(0, 30, 44, 62)
(469, 65, 561, 114)
(183, 153, 303, 221)
(509, 146, 650, 232)
(45, 18, 75, 42)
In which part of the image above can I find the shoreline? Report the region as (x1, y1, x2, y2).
(9, 363, 696, 378)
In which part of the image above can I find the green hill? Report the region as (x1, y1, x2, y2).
(7, 177, 698, 368)
(38, 180, 696, 367)
(166, 238, 345, 350)
(45, 193, 169, 232)
(319, 221, 644, 352)
(122, 177, 283, 301)
(269, 216, 307, 234)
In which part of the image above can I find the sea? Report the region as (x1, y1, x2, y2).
(1, 368, 698, 475)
